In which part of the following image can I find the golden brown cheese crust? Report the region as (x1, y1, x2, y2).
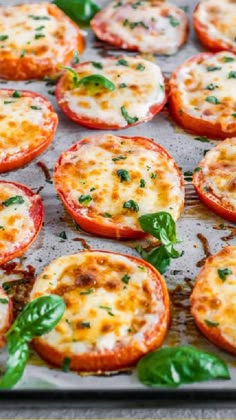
(31, 250, 170, 372)
(0, 3, 84, 80)
(191, 246, 236, 354)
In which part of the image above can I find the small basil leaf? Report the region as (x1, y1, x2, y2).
(121, 106, 138, 124)
(78, 74, 115, 91)
(53, 0, 100, 24)
(7, 295, 65, 341)
(142, 245, 171, 274)
(137, 346, 230, 388)
(61, 66, 80, 86)
(138, 212, 177, 244)
(0, 341, 29, 389)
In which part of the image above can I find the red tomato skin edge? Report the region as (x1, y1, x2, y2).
(0, 180, 44, 265)
(168, 52, 236, 140)
(193, 4, 236, 54)
(33, 249, 171, 372)
(0, 89, 58, 173)
(54, 135, 184, 240)
(55, 68, 168, 130)
(193, 172, 236, 223)
(0, 292, 13, 349)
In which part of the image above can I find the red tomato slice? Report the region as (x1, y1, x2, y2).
(0, 181, 44, 265)
(0, 3, 84, 80)
(0, 89, 58, 172)
(0, 287, 13, 348)
(193, 0, 236, 54)
(55, 56, 168, 130)
(193, 138, 236, 222)
(53, 134, 184, 239)
(31, 250, 170, 372)
(169, 52, 236, 139)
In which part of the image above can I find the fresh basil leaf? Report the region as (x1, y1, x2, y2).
(0, 341, 29, 389)
(7, 295, 65, 341)
(137, 245, 171, 274)
(138, 212, 177, 244)
(217, 268, 232, 281)
(0, 298, 8, 304)
(53, 0, 100, 24)
(121, 106, 138, 124)
(117, 169, 130, 182)
(228, 71, 236, 79)
(61, 66, 80, 86)
(2, 196, 24, 207)
(78, 74, 115, 91)
(137, 346, 230, 388)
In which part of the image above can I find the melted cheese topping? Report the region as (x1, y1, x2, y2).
(30, 251, 166, 353)
(0, 288, 10, 333)
(197, 137, 236, 209)
(195, 0, 236, 51)
(54, 134, 184, 230)
(176, 51, 236, 132)
(59, 56, 165, 127)
(0, 3, 79, 62)
(0, 91, 56, 161)
(191, 246, 236, 348)
(91, 0, 188, 55)
(0, 183, 35, 256)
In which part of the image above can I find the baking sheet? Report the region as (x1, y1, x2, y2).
(0, 0, 236, 394)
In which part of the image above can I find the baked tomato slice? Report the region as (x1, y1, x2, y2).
(169, 51, 236, 139)
(0, 181, 44, 265)
(0, 3, 84, 80)
(55, 56, 167, 129)
(30, 250, 170, 372)
(193, 138, 236, 222)
(53, 134, 184, 239)
(191, 246, 236, 354)
(0, 89, 58, 172)
(0, 287, 13, 348)
(91, 0, 188, 55)
(193, 0, 236, 54)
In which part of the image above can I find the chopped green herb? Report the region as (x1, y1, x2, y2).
(2, 196, 24, 207)
(30, 105, 42, 110)
(205, 96, 221, 104)
(217, 268, 232, 281)
(121, 274, 131, 284)
(90, 187, 96, 192)
(123, 19, 149, 30)
(43, 76, 58, 86)
(62, 357, 71, 372)
(232, 113, 236, 118)
(204, 319, 219, 328)
(168, 15, 179, 27)
(0, 226, 4, 230)
(204, 186, 209, 192)
(222, 56, 234, 63)
(123, 200, 139, 212)
(206, 83, 219, 90)
(119, 83, 127, 88)
(80, 288, 94, 295)
(4, 101, 14, 104)
(59, 231, 67, 240)
(117, 169, 130, 182)
(112, 155, 127, 162)
(20, 49, 26, 58)
(81, 321, 90, 328)
(139, 179, 146, 188)
(206, 66, 222, 72)
(48, 89, 55, 96)
(35, 25, 45, 31)
(151, 172, 157, 179)
(28, 15, 50, 20)
(99, 305, 114, 316)
(104, 212, 112, 218)
(91, 61, 103, 69)
(117, 58, 129, 67)
(138, 265, 145, 271)
(78, 195, 92, 206)
(34, 33, 45, 40)
(0, 298, 8, 304)
(194, 136, 210, 143)
(114, 1, 122, 7)
(12, 91, 21, 98)
(194, 167, 202, 172)
(121, 106, 138, 124)
(136, 63, 145, 71)
(228, 71, 236, 79)
(0, 35, 8, 41)
(72, 50, 80, 65)
(132, 1, 145, 9)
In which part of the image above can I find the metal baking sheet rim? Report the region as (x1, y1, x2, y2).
(0, 0, 236, 402)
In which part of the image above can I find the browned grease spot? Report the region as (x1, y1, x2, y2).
(196, 233, 211, 267)
(72, 237, 91, 249)
(36, 161, 52, 183)
(213, 224, 236, 242)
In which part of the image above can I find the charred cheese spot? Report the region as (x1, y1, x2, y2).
(194, 0, 236, 52)
(91, 0, 188, 55)
(59, 56, 165, 128)
(191, 246, 236, 351)
(176, 52, 236, 132)
(30, 251, 166, 354)
(54, 134, 184, 230)
(0, 183, 36, 256)
(0, 90, 56, 164)
(195, 137, 236, 211)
